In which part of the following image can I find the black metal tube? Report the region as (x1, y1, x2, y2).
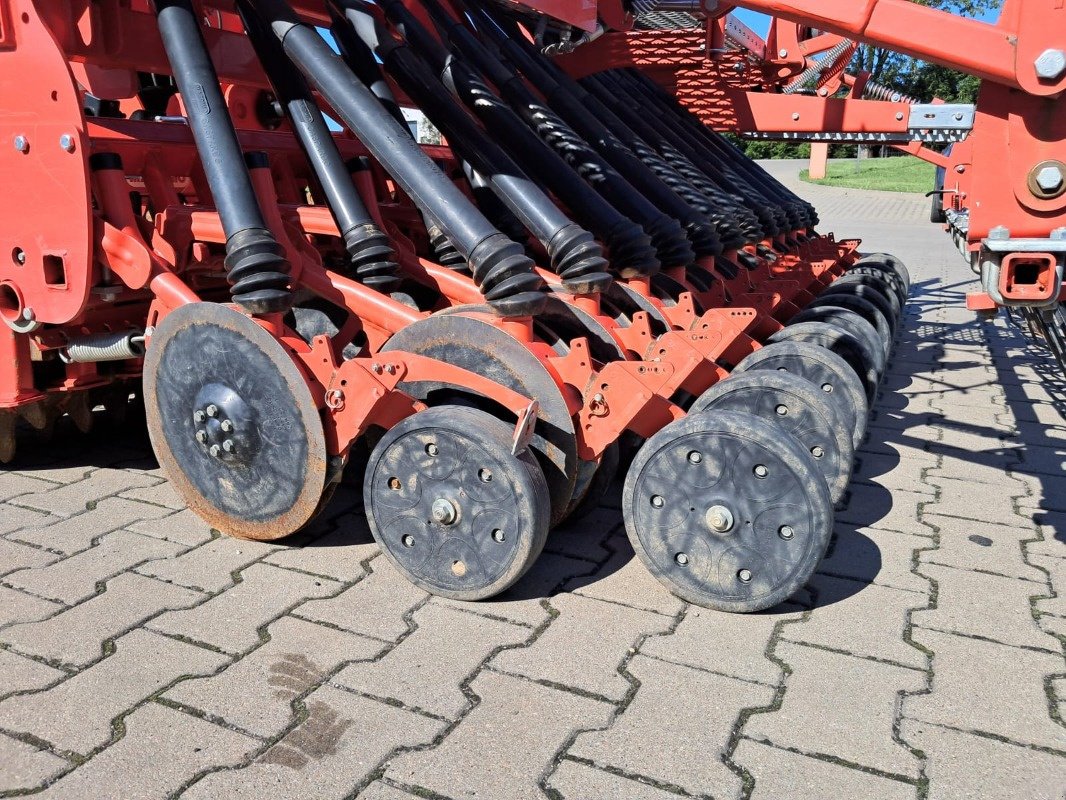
(252, 0, 545, 316)
(381, 0, 657, 279)
(237, 0, 400, 292)
(153, 0, 291, 314)
(430, 0, 690, 269)
(469, 4, 721, 258)
(338, 2, 608, 294)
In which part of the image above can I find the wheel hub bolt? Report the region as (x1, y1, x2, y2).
(706, 504, 735, 533)
(426, 443, 439, 456)
(193, 410, 206, 423)
(401, 534, 415, 548)
(754, 464, 768, 478)
(492, 529, 506, 542)
(775, 404, 788, 416)
(688, 450, 702, 464)
(220, 419, 234, 433)
(222, 439, 235, 453)
(205, 404, 218, 418)
(811, 446, 825, 459)
(738, 568, 753, 583)
(431, 498, 459, 525)
(779, 525, 795, 540)
(195, 430, 207, 444)
(208, 444, 221, 458)
(675, 552, 690, 566)
(651, 495, 664, 508)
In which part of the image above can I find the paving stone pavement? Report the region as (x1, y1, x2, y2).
(0, 163, 1064, 799)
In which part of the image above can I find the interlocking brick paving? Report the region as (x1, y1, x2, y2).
(0, 163, 1062, 798)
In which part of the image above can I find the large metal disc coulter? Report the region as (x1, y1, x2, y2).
(363, 406, 551, 600)
(382, 311, 579, 526)
(143, 303, 328, 541)
(623, 409, 833, 612)
(690, 371, 854, 503)
(732, 341, 869, 448)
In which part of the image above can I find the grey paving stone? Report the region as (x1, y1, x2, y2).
(492, 593, 674, 701)
(0, 648, 66, 698)
(818, 523, 932, 593)
(544, 506, 620, 562)
(547, 759, 689, 800)
(0, 473, 59, 503)
(135, 535, 279, 593)
(386, 670, 612, 800)
(0, 572, 203, 667)
(333, 602, 527, 718)
(0, 732, 69, 793)
(5, 531, 183, 604)
(35, 702, 257, 799)
(0, 585, 63, 631)
(1015, 442, 1066, 478)
(901, 719, 1066, 800)
(734, 738, 917, 800)
(0, 628, 228, 755)
(852, 449, 936, 496)
(639, 604, 803, 686)
(571, 654, 772, 798)
(564, 534, 687, 617)
(7, 498, 172, 555)
(12, 469, 161, 517)
(786, 574, 927, 669)
(118, 480, 186, 510)
(293, 558, 428, 642)
(913, 563, 1057, 651)
(165, 615, 382, 738)
(0, 504, 51, 536)
(183, 685, 444, 800)
(0, 537, 59, 577)
(837, 485, 931, 537)
(928, 475, 1033, 529)
(436, 551, 592, 627)
(354, 783, 424, 800)
(1029, 553, 1066, 619)
(920, 514, 1045, 582)
(148, 563, 339, 654)
(905, 628, 1066, 750)
(125, 508, 216, 548)
(744, 642, 924, 778)
(262, 526, 375, 582)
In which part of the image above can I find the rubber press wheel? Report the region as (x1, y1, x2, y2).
(853, 252, 910, 294)
(767, 321, 880, 402)
(805, 294, 893, 360)
(143, 303, 328, 541)
(787, 306, 887, 379)
(691, 371, 855, 504)
(732, 341, 869, 448)
(363, 406, 551, 601)
(623, 410, 833, 613)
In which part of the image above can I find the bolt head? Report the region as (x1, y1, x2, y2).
(220, 419, 233, 433)
(205, 404, 218, 418)
(651, 495, 664, 508)
(779, 525, 795, 540)
(195, 430, 208, 443)
(675, 552, 690, 566)
(687, 450, 702, 464)
(193, 410, 206, 423)
(895, 112, 904, 121)
(425, 443, 439, 456)
(1035, 48, 1066, 80)
(811, 445, 825, 459)
(208, 444, 221, 458)
(791, 112, 800, 121)
(778, 48, 788, 58)
(222, 439, 235, 453)
(13, 135, 28, 153)
(737, 568, 753, 583)
(1036, 165, 1064, 193)
(430, 498, 458, 525)
(705, 504, 735, 533)
(59, 134, 75, 153)
(753, 464, 768, 478)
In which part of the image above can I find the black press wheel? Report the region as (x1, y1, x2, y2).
(767, 321, 879, 403)
(143, 303, 328, 541)
(363, 406, 551, 600)
(787, 305, 887, 379)
(690, 371, 855, 504)
(732, 341, 869, 448)
(805, 294, 893, 360)
(623, 409, 833, 613)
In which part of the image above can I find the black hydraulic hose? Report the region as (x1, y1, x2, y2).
(337, 1, 609, 295)
(153, 0, 292, 314)
(381, 0, 657, 279)
(237, 0, 400, 293)
(252, 0, 545, 317)
(430, 0, 690, 269)
(469, 4, 721, 258)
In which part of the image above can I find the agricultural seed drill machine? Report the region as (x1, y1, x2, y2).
(0, 0, 1059, 611)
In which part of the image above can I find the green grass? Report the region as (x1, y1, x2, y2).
(799, 157, 935, 193)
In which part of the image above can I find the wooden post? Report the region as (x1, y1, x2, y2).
(808, 142, 829, 179)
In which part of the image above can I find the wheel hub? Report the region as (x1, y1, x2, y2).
(431, 497, 460, 525)
(190, 383, 258, 465)
(705, 504, 735, 533)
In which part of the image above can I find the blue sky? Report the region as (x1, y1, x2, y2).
(731, 1, 1002, 39)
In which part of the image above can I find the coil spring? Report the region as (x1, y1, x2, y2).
(224, 227, 293, 315)
(644, 214, 696, 268)
(782, 39, 856, 95)
(603, 219, 660, 278)
(863, 80, 919, 105)
(60, 331, 145, 364)
(344, 224, 401, 293)
(467, 232, 547, 317)
(548, 224, 612, 295)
